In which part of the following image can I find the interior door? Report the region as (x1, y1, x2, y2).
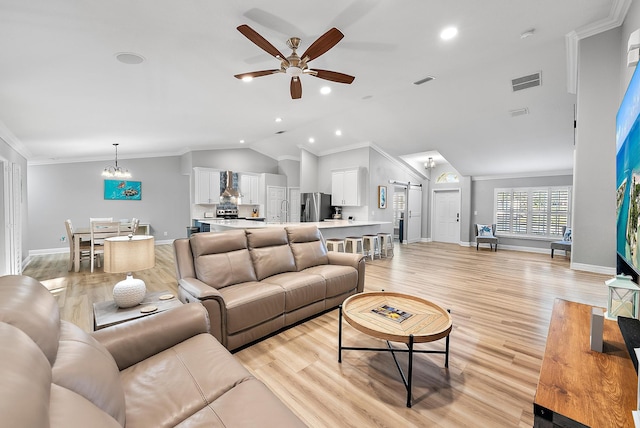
(266, 186, 286, 223)
(406, 187, 422, 243)
(288, 187, 300, 223)
(433, 190, 460, 244)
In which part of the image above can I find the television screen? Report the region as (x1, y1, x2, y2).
(616, 64, 640, 277)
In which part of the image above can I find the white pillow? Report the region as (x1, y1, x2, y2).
(477, 224, 493, 237)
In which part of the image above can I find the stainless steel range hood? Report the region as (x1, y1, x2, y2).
(220, 170, 240, 201)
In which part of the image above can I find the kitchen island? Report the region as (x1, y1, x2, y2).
(197, 219, 392, 240)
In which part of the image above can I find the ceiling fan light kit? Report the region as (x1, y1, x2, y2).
(234, 24, 355, 99)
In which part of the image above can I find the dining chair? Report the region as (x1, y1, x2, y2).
(64, 219, 94, 271)
(90, 221, 121, 272)
(131, 217, 140, 235)
(90, 217, 113, 223)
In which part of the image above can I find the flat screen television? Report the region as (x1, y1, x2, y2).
(616, 63, 640, 282)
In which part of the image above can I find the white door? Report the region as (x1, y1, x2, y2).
(266, 186, 286, 223)
(406, 187, 422, 243)
(289, 187, 300, 223)
(433, 190, 460, 244)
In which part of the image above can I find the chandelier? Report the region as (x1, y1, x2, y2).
(425, 157, 436, 169)
(101, 143, 131, 178)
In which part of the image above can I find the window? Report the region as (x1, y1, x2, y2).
(494, 186, 571, 238)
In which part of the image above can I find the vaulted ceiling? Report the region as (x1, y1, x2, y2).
(0, 0, 622, 177)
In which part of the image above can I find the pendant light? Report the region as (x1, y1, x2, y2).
(101, 143, 131, 178)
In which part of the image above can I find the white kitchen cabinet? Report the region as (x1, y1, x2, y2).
(239, 174, 260, 205)
(331, 168, 361, 206)
(193, 168, 220, 204)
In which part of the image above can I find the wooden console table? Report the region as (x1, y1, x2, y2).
(534, 299, 637, 427)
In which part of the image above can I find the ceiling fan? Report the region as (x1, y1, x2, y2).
(234, 24, 355, 99)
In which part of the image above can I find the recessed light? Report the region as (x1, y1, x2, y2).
(242, 76, 253, 82)
(335, 130, 342, 136)
(115, 52, 145, 65)
(239, 139, 245, 144)
(320, 86, 331, 95)
(275, 117, 282, 122)
(308, 137, 315, 143)
(440, 26, 458, 41)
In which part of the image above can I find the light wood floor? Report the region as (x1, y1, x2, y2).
(23, 242, 609, 427)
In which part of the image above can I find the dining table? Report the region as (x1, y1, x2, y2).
(73, 223, 136, 272)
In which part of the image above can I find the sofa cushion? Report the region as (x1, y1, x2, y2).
(0, 275, 61, 365)
(53, 321, 126, 425)
(191, 231, 257, 288)
(246, 229, 296, 280)
(204, 378, 306, 427)
(119, 333, 254, 428)
(49, 384, 122, 428)
(303, 264, 358, 298)
(218, 282, 285, 334)
(286, 226, 329, 270)
(262, 272, 326, 312)
(0, 322, 52, 428)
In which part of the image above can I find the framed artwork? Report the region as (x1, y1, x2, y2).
(378, 185, 387, 209)
(104, 180, 141, 200)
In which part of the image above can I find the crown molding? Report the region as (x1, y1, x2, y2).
(0, 120, 31, 160)
(566, 0, 632, 94)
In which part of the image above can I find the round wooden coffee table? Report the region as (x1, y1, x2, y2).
(338, 291, 452, 407)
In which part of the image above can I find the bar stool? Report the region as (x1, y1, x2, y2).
(325, 238, 345, 252)
(344, 236, 364, 255)
(377, 232, 394, 257)
(362, 234, 380, 261)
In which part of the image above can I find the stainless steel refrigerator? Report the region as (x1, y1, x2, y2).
(300, 192, 332, 222)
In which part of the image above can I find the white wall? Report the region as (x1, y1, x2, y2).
(28, 156, 189, 252)
(573, 27, 622, 272)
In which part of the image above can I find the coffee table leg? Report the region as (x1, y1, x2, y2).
(407, 334, 414, 408)
(445, 309, 451, 368)
(338, 305, 343, 363)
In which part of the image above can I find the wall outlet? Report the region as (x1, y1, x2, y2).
(163, 231, 168, 236)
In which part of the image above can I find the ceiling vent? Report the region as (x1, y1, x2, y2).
(414, 76, 435, 85)
(511, 72, 541, 92)
(509, 107, 529, 117)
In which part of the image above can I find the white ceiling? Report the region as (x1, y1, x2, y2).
(0, 0, 620, 177)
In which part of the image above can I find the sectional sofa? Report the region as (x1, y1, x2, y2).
(0, 275, 305, 427)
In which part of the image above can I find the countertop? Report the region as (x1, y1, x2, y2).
(196, 219, 391, 229)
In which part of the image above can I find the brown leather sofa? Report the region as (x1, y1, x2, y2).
(174, 225, 365, 351)
(0, 275, 305, 427)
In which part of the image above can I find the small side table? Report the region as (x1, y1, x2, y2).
(93, 290, 182, 331)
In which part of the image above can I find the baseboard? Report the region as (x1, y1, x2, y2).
(28, 239, 174, 257)
(570, 262, 616, 275)
(29, 247, 69, 256)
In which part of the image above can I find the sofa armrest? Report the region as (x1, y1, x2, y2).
(178, 277, 226, 345)
(92, 303, 210, 371)
(328, 252, 366, 293)
(178, 277, 223, 300)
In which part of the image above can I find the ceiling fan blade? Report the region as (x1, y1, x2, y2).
(309, 69, 355, 84)
(237, 24, 285, 60)
(234, 69, 280, 80)
(301, 28, 344, 62)
(290, 77, 302, 99)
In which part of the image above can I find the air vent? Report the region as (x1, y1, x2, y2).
(511, 72, 541, 91)
(509, 107, 529, 117)
(414, 76, 435, 85)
